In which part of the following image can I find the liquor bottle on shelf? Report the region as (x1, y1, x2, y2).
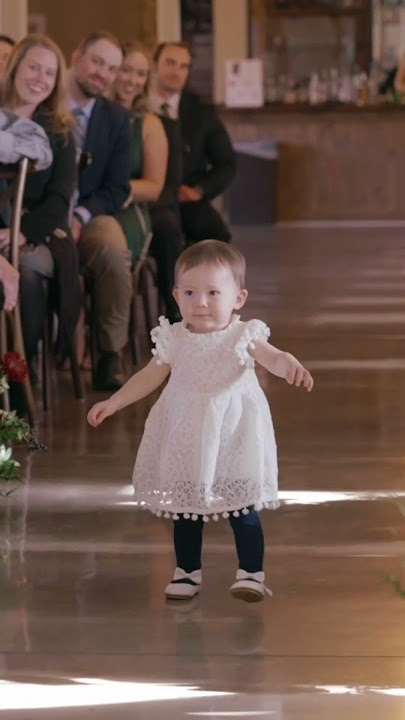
(337, 73, 354, 103)
(308, 72, 321, 104)
(284, 75, 297, 103)
(328, 68, 339, 102)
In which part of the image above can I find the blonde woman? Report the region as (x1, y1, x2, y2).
(1, 34, 81, 372)
(112, 42, 168, 261)
(113, 41, 184, 323)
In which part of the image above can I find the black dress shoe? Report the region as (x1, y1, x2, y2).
(93, 352, 124, 392)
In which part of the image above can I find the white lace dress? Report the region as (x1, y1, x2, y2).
(132, 315, 278, 521)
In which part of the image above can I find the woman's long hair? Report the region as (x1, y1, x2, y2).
(1, 33, 73, 135)
(114, 42, 151, 116)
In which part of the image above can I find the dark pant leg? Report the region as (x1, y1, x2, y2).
(180, 198, 231, 245)
(228, 508, 264, 573)
(173, 515, 205, 572)
(149, 205, 183, 322)
(19, 265, 47, 363)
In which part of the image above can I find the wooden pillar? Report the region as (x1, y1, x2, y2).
(213, 0, 249, 103)
(156, 0, 181, 43)
(0, 0, 28, 40)
(156, 0, 249, 101)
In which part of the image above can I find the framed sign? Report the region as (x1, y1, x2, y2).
(225, 58, 264, 107)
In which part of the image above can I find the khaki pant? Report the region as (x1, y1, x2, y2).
(78, 215, 132, 354)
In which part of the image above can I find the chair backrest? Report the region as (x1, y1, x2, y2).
(0, 158, 32, 268)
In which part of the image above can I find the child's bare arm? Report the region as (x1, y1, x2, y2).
(249, 339, 314, 391)
(87, 359, 170, 427)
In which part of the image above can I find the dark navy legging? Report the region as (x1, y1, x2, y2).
(173, 507, 264, 574)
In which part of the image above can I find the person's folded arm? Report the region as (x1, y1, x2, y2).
(196, 107, 236, 200)
(129, 113, 168, 203)
(20, 132, 76, 245)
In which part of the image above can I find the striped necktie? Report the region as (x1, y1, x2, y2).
(72, 107, 87, 153)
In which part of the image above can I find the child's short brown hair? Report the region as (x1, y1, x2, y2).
(174, 240, 246, 289)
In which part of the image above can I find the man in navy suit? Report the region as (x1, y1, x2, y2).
(68, 31, 132, 391)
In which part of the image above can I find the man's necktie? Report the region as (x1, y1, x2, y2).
(160, 102, 171, 118)
(72, 107, 87, 153)
(71, 107, 88, 221)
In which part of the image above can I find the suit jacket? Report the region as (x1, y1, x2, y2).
(153, 115, 183, 208)
(78, 97, 131, 217)
(179, 90, 236, 200)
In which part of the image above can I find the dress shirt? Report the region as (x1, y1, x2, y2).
(149, 91, 181, 120)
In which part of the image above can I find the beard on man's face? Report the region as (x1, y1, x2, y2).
(76, 76, 106, 99)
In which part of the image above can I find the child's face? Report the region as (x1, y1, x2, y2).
(173, 262, 247, 333)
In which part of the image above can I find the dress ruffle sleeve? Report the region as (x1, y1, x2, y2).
(235, 319, 271, 368)
(150, 316, 176, 365)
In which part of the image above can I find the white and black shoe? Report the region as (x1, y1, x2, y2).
(230, 570, 272, 603)
(165, 567, 202, 600)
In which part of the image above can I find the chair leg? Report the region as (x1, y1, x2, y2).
(0, 311, 10, 412)
(128, 296, 140, 366)
(140, 266, 155, 340)
(41, 314, 51, 412)
(10, 308, 36, 425)
(85, 286, 98, 388)
(129, 264, 144, 366)
(90, 314, 98, 388)
(69, 330, 84, 400)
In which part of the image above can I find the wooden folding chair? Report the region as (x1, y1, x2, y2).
(128, 232, 154, 365)
(40, 280, 84, 412)
(0, 158, 36, 425)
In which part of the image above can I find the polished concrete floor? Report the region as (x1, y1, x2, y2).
(1, 226, 405, 718)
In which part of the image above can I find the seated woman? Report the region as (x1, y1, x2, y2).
(1, 34, 81, 372)
(113, 42, 168, 261)
(113, 43, 184, 322)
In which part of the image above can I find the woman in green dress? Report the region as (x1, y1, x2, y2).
(113, 42, 168, 261)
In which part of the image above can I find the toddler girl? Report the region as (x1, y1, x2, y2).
(88, 240, 313, 602)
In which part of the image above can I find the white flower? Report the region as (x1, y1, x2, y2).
(0, 444, 12, 463)
(0, 375, 9, 395)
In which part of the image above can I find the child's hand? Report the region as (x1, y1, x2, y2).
(87, 400, 116, 427)
(274, 352, 314, 391)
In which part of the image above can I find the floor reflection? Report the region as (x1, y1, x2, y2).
(1, 226, 405, 718)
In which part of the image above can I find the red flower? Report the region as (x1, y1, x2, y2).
(1, 352, 29, 384)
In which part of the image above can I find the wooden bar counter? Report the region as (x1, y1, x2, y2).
(220, 104, 405, 222)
